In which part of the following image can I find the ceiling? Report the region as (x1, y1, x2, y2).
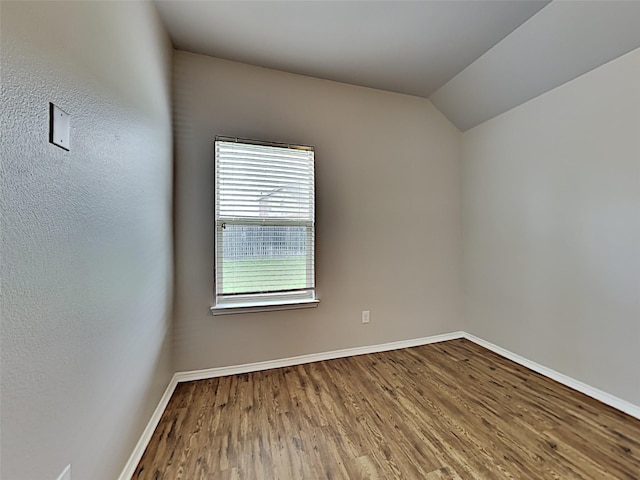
(155, 1, 640, 131)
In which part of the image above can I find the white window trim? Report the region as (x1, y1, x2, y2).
(212, 289, 319, 315)
(210, 298, 320, 316)
(212, 136, 317, 314)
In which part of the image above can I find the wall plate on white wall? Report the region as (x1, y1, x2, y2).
(49, 103, 70, 151)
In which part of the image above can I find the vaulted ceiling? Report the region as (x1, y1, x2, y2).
(155, 0, 640, 131)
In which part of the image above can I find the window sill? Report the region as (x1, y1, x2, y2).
(210, 298, 320, 316)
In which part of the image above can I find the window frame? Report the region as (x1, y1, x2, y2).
(211, 136, 319, 315)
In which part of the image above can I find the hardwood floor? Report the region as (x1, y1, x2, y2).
(133, 339, 640, 479)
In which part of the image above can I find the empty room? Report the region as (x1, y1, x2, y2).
(1, 1, 639, 479)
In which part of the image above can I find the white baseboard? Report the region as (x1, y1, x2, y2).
(463, 333, 640, 420)
(119, 329, 640, 479)
(117, 374, 180, 480)
(175, 331, 465, 383)
(117, 331, 462, 479)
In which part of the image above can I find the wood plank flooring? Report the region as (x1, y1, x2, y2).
(133, 339, 640, 479)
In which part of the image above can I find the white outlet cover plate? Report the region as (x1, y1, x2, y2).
(50, 103, 70, 150)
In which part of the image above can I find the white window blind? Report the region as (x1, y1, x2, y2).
(214, 138, 316, 309)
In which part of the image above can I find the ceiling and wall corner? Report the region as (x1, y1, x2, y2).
(154, 0, 640, 131)
(154, 0, 548, 100)
(430, 1, 640, 131)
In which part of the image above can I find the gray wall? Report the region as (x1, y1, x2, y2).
(462, 49, 640, 405)
(0, 2, 174, 479)
(172, 51, 462, 372)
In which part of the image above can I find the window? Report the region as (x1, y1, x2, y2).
(212, 137, 318, 314)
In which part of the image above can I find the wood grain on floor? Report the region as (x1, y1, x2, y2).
(133, 339, 640, 479)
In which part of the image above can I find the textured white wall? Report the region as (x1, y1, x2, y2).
(172, 51, 462, 372)
(0, 2, 174, 479)
(462, 48, 640, 405)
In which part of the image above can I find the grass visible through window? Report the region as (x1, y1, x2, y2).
(221, 257, 307, 294)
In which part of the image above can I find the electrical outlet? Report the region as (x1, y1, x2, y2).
(57, 464, 71, 480)
(362, 310, 370, 324)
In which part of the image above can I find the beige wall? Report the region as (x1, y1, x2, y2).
(0, 2, 174, 479)
(462, 49, 640, 405)
(172, 51, 462, 371)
